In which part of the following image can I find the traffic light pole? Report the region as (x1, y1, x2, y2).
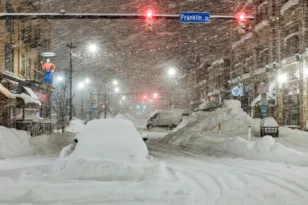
(0, 13, 254, 20)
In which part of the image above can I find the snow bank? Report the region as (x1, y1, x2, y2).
(65, 117, 85, 133)
(221, 136, 308, 165)
(0, 126, 35, 158)
(157, 100, 308, 165)
(161, 100, 256, 144)
(54, 119, 178, 181)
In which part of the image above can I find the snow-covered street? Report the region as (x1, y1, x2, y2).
(1, 138, 308, 205)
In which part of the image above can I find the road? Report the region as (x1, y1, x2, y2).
(1, 131, 308, 204)
(148, 142, 308, 205)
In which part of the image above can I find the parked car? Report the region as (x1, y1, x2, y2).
(146, 109, 192, 130)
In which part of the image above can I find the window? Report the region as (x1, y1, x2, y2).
(21, 53, 25, 76)
(6, 0, 14, 33)
(259, 49, 269, 67)
(245, 57, 253, 73)
(21, 20, 25, 41)
(27, 59, 32, 79)
(5, 43, 14, 73)
(285, 35, 299, 57)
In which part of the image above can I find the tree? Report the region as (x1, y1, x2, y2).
(52, 81, 72, 133)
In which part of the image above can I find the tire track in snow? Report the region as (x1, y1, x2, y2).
(149, 143, 308, 205)
(225, 165, 307, 203)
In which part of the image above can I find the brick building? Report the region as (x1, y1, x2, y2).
(228, 0, 308, 129)
(0, 0, 52, 132)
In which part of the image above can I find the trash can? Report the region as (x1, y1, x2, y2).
(260, 117, 279, 137)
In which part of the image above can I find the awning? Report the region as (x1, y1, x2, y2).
(15, 93, 41, 106)
(23, 86, 39, 100)
(251, 93, 276, 106)
(0, 83, 16, 99)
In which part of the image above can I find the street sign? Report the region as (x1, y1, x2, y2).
(90, 107, 97, 111)
(41, 52, 56, 57)
(180, 12, 210, 23)
(232, 86, 241, 96)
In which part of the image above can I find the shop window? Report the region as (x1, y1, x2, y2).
(5, 42, 14, 73)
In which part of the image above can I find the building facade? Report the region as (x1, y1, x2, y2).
(0, 0, 52, 131)
(229, 0, 308, 129)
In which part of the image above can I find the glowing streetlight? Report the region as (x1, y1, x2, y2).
(122, 96, 126, 100)
(167, 68, 176, 77)
(113, 80, 118, 86)
(78, 82, 85, 89)
(277, 73, 288, 84)
(88, 43, 98, 53)
(114, 87, 120, 93)
(57, 75, 64, 82)
(85, 77, 90, 84)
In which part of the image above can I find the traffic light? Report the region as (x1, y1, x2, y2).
(145, 9, 153, 32)
(237, 12, 247, 35)
(143, 95, 148, 100)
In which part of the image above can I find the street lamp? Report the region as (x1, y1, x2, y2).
(57, 75, 64, 82)
(88, 43, 98, 53)
(85, 77, 90, 84)
(122, 96, 126, 100)
(78, 82, 85, 89)
(114, 87, 120, 93)
(167, 67, 176, 77)
(113, 80, 118, 85)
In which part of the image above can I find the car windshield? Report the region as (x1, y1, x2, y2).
(1, 1, 308, 205)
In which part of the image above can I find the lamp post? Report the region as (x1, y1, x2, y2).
(66, 42, 77, 121)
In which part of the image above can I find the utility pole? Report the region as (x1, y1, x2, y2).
(66, 42, 77, 121)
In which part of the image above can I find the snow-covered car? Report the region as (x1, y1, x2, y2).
(146, 109, 192, 130)
(54, 118, 172, 181)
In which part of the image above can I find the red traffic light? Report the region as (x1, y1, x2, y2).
(147, 10, 153, 18)
(237, 12, 246, 21)
(143, 95, 148, 100)
(101, 104, 105, 109)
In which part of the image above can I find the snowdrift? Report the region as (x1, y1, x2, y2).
(0, 125, 75, 158)
(207, 135, 308, 166)
(0, 126, 35, 158)
(158, 100, 308, 166)
(65, 117, 85, 133)
(160, 100, 257, 145)
(54, 119, 179, 181)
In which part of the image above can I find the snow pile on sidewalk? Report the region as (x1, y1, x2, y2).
(157, 100, 308, 166)
(65, 117, 85, 133)
(218, 136, 308, 165)
(54, 119, 179, 181)
(0, 126, 35, 158)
